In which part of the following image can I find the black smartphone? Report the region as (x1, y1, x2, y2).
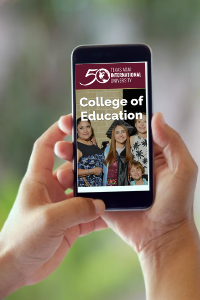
(71, 44, 153, 210)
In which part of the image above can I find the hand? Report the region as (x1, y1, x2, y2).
(0, 115, 106, 297)
(102, 113, 198, 255)
(92, 167, 103, 176)
(91, 137, 97, 146)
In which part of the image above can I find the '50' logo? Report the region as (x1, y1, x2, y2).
(80, 68, 110, 86)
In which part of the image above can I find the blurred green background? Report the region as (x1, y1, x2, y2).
(1, 0, 200, 299)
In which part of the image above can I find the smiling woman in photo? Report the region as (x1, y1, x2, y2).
(77, 118, 104, 187)
(103, 120, 133, 186)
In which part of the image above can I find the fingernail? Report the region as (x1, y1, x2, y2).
(58, 116, 72, 135)
(92, 200, 105, 215)
(54, 142, 59, 156)
(159, 113, 166, 125)
(56, 169, 62, 180)
(58, 116, 64, 131)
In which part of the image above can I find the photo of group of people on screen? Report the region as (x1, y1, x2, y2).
(77, 113, 148, 187)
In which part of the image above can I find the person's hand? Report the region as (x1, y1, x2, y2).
(0, 115, 106, 297)
(102, 112, 200, 300)
(102, 112, 198, 255)
(91, 167, 103, 176)
(91, 137, 97, 146)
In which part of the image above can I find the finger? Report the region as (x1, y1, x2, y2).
(154, 154, 166, 170)
(154, 142, 166, 169)
(58, 114, 73, 135)
(79, 217, 108, 237)
(53, 161, 73, 190)
(56, 168, 74, 191)
(154, 141, 163, 157)
(54, 161, 73, 175)
(46, 198, 105, 231)
(52, 190, 74, 200)
(65, 191, 74, 198)
(152, 112, 196, 174)
(55, 141, 73, 161)
(58, 218, 108, 254)
(33, 217, 107, 282)
(28, 115, 72, 173)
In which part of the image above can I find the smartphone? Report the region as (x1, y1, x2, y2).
(71, 44, 153, 210)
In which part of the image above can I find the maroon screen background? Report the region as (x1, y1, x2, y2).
(75, 62, 146, 90)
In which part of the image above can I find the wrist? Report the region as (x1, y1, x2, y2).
(139, 220, 200, 300)
(0, 239, 25, 298)
(139, 219, 199, 263)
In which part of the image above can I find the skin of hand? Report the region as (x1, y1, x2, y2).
(101, 112, 200, 300)
(91, 167, 103, 176)
(91, 136, 97, 146)
(0, 115, 106, 298)
(100, 112, 200, 299)
(77, 167, 102, 177)
(102, 112, 198, 253)
(59, 112, 200, 300)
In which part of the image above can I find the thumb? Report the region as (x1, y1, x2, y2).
(45, 197, 105, 231)
(152, 112, 196, 174)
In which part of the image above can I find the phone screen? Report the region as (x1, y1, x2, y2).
(74, 61, 150, 194)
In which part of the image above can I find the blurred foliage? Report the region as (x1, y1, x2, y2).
(0, 174, 21, 229)
(10, 0, 200, 39)
(139, 0, 200, 39)
(1, 0, 200, 174)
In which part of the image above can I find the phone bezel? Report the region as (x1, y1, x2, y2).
(71, 44, 154, 210)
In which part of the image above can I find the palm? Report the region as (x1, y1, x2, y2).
(103, 143, 191, 253)
(18, 169, 106, 284)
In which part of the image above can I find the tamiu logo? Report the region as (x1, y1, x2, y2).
(80, 68, 110, 86)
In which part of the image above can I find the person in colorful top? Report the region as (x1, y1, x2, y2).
(130, 112, 148, 180)
(103, 120, 133, 186)
(129, 161, 148, 186)
(77, 118, 104, 187)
